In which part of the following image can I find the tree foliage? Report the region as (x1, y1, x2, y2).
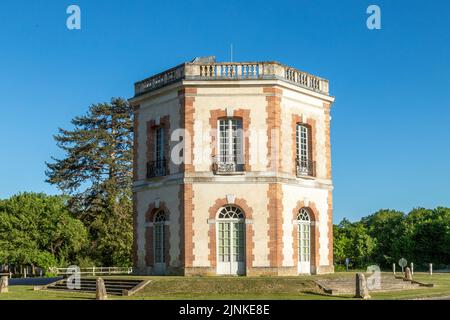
(334, 207, 450, 269)
(45, 98, 133, 266)
(0, 193, 87, 270)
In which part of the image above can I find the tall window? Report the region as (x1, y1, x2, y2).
(296, 124, 313, 176)
(147, 127, 166, 178)
(217, 205, 245, 263)
(216, 118, 243, 172)
(153, 210, 166, 264)
(297, 208, 311, 263)
(154, 127, 164, 162)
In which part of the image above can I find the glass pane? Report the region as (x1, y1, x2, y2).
(154, 224, 165, 263)
(298, 223, 310, 262)
(296, 124, 309, 163)
(155, 127, 164, 161)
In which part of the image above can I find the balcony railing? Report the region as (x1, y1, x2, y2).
(296, 158, 316, 177)
(147, 159, 168, 178)
(134, 60, 329, 96)
(212, 155, 244, 174)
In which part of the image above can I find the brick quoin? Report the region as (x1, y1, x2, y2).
(179, 184, 195, 268)
(264, 87, 283, 171)
(178, 88, 196, 172)
(267, 183, 284, 267)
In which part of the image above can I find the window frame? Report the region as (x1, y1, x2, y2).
(217, 117, 243, 165)
(154, 126, 165, 162)
(153, 210, 166, 264)
(296, 123, 310, 165)
(297, 208, 311, 263)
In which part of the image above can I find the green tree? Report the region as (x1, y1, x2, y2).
(361, 209, 406, 267)
(334, 219, 376, 268)
(0, 193, 87, 271)
(405, 207, 450, 266)
(46, 98, 133, 266)
(334, 207, 450, 270)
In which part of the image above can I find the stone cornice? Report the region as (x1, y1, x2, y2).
(133, 172, 333, 193)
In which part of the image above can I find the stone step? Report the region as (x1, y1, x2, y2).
(55, 282, 139, 288)
(318, 275, 425, 295)
(46, 288, 122, 295)
(50, 282, 131, 288)
(45, 278, 143, 296)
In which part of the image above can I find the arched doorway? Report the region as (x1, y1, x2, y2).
(297, 208, 311, 274)
(153, 210, 166, 275)
(216, 205, 245, 275)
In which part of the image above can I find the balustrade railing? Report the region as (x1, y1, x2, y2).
(134, 61, 329, 96)
(199, 63, 261, 79)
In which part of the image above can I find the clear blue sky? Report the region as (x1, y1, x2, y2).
(0, 0, 449, 222)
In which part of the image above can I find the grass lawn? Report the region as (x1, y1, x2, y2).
(0, 272, 448, 300)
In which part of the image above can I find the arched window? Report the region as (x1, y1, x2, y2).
(297, 208, 311, 268)
(216, 205, 245, 273)
(297, 208, 311, 222)
(154, 210, 166, 223)
(217, 205, 244, 220)
(153, 210, 166, 264)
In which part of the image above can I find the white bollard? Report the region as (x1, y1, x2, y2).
(393, 263, 396, 274)
(411, 262, 414, 275)
(429, 263, 433, 276)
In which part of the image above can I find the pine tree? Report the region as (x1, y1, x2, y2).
(46, 98, 133, 266)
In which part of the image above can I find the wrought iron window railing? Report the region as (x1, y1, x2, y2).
(212, 155, 244, 174)
(147, 159, 168, 178)
(296, 158, 316, 177)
